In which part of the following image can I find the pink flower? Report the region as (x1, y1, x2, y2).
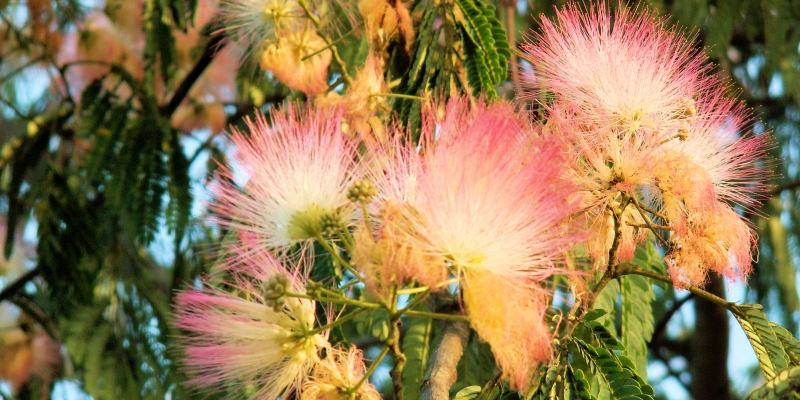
(211, 105, 362, 256)
(368, 98, 580, 389)
(174, 234, 328, 399)
(523, 3, 770, 285)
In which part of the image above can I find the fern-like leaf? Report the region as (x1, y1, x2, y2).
(746, 365, 800, 400)
(402, 315, 433, 399)
(736, 303, 791, 380)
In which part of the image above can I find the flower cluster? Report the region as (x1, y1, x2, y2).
(522, 3, 769, 286)
(173, 2, 770, 398)
(174, 98, 579, 395)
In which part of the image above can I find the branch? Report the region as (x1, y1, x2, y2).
(648, 294, 694, 349)
(617, 264, 745, 319)
(420, 320, 470, 400)
(162, 32, 227, 116)
(771, 179, 800, 196)
(0, 266, 41, 303)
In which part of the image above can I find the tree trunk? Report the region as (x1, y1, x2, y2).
(689, 274, 732, 400)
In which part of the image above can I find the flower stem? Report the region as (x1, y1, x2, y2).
(283, 291, 381, 309)
(350, 345, 390, 394)
(371, 92, 425, 101)
(301, 23, 361, 61)
(403, 310, 470, 322)
(397, 286, 431, 295)
(296, 0, 353, 85)
(308, 307, 369, 335)
(315, 233, 362, 281)
(616, 263, 745, 319)
(629, 195, 670, 248)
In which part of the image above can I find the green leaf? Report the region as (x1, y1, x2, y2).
(573, 338, 653, 400)
(453, 335, 497, 393)
(771, 322, 800, 366)
(453, 0, 509, 97)
(567, 367, 598, 400)
(353, 308, 389, 341)
(165, 131, 192, 239)
(592, 280, 620, 337)
(746, 365, 800, 400)
(402, 314, 433, 399)
(621, 274, 655, 377)
(455, 386, 482, 400)
(736, 303, 791, 380)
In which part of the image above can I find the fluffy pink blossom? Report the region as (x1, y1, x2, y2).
(523, 3, 769, 285)
(369, 98, 581, 389)
(211, 105, 362, 256)
(174, 234, 328, 399)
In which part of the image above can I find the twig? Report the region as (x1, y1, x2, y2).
(162, 32, 227, 116)
(771, 179, 800, 195)
(501, 0, 522, 96)
(0, 267, 41, 303)
(296, 0, 353, 85)
(617, 263, 745, 319)
(648, 294, 694, 349)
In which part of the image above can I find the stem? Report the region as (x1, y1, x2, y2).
(296, 0, 353, 85)
(315, 233, 362, 281)
(398, 286, 431, 295)
(403, 310, 470, 322)
(630, 198, 669, 221)
(337, 225, 355, 253)
(350, 345, 390, 394)
(359, 199, 372, 230)
(374, 284, 404, 398)
(163, 32, 227, 116)
(629, 196, 670, 248)
(501, 0, 522, 96)
(283, 291, 381, 309)
(0, 267, 41, 303)
(307, 307, 369, 335)
(301, 23, 360, 61)
(371, 92, 425, 101)
(617, 263, 745, 319)
(399, 290, 431, 312)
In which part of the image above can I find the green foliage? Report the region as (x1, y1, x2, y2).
(452, 334, 497, 394)
(773, 323, 800, 366)
(395, 0, 509, 136)
(621, 241, 660, 377)
(454, 0, 510, 97)
(736, 304, 792, 380)
(592, 280, 619, 337)
(746, 366, 800, 400)
(354, 308, 390, 341)
(402, 315, 433, 400)
(455, 386, 483, 400)
(63, 280, 183, 400)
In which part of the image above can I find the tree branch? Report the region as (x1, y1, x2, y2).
(617, 264, 745, 319)
(648, 294, 694, 350)
(420, 320, 470, 400)
(771, 179, 800, 196)
(162, 32, 227, 116)
(0, 266, 40, 303)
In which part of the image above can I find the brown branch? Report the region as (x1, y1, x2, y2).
(648, 294, 694, 350)
(162, 32, 227, 116)
(420, 320, 470, 400)
(771, 179, 800, 196)
(501, 0, 522, 96)
(0, 266, 40, 303)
